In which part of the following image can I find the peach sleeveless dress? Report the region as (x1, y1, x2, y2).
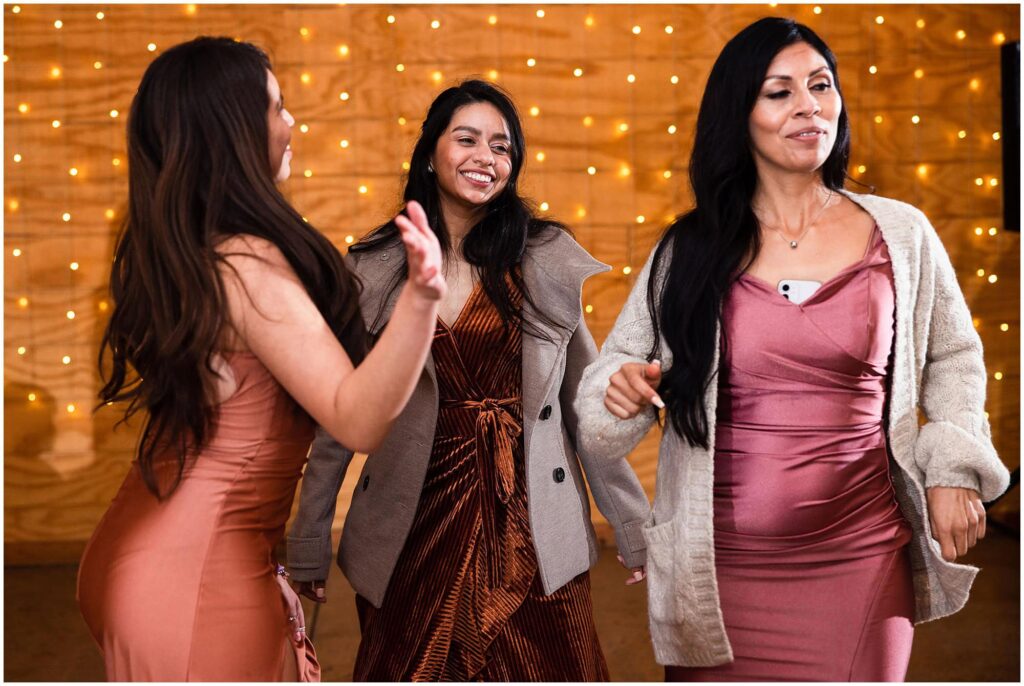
(77, 352, 320, 681)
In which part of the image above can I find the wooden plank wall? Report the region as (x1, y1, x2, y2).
(5, 4, 1019, 561)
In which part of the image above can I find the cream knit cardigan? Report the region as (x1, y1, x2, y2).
(574, 191, 1011, 667)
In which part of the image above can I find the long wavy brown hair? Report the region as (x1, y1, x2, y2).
(99, 37, 367, 498)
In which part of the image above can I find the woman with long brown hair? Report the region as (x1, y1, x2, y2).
(76, 36, 445, 681)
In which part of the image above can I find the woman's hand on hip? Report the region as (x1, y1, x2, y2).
(605, 360, 664, 419)
(926, 486, 986, 562)
(396, 200, 446, 301)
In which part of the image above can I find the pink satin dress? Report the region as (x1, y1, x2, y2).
(669, 227, 915, 681)
(77, 352, 320, 681)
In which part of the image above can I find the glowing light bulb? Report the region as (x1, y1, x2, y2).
(300, 72, 311, 84)
(28, 393, 37, 402)
(12, 6, 21, 13)
(587, 166, 597, 175)
(857, 164, 867, 174)
(585, 305, 594, 314)
(573, 68, 583, 77)
(956, 30, 966, 40)
(992, 131, 1001, 140)
(994, 32, 1006, 45)
(526, 57, 536, 67)
(617, 122, 630, 133)
(585, 15, 594, 27)
(299, 124, 309, 133)
(12, 247, 22, 256)
(345, 235, 355, 244)
(975, 177, 984, 186)
(96, 11, 105, 19)
(667, 124, 677, 134)
(185, 4, 197, 15)
(619, 165, 631, 177)
(536, 9, 545, 18)
(994, 372, 1003, 380)
(50, 66, 61, 78)
(488, 15, 497, 25)
(868, 65, 877, 74)
(395, 64, 405, 72)
(665, 25, 674, 34)
(916, 19, 926, 29)
(631, 25, 641, 35)
(18, 297, 28, 308)
(66, 310, 76, 320)
(18, 103, 29, 114)
(70, 262, 80, 271)
(670, 75, 679, 85)
(147, 43, 157, 52)
(401, 161, 410, 171)
(358, 185, 368, 194)
(338, 45, 350, 57)
(54, 19, 63, 29)
(989, 178, 999, 187)
(958, 130, 967, 139)
(970, 78, 980, 90)
(432, 71, 443, 83)
(622, 266, 632, 275)
(626, 73, 636, 83)
(398, 116, 407, 125)
(94, 61, 103, 69)
(110, 109, 119, 118)
(636, 215, 645, 224)
(430, 19, 440, 29)
(9, 200, 19, 211)
(62, 355, 72, 364)
(975, 228, 984, 236)
(911, 115, 920, 124)
(988, 227, 998, 236)
(988, 274, 998, 283)
(303, 169, 313, 178)
(339, 139, 350, 148)
(874, 115, 883, 124)
(67, 404, 76, 414)
(914, 69, 924, 79)
(536, 152, 546, 162)
(663, 170, 672, 179)
(540, 201, 550, 211)
(386, 15, 395, 24)
(488, 69, 499, 80)
(813, 6, 822, 15)
(339, 91, 351, 101)
(105, 209, 116, 219)
(18, 346, 26, 355)
(582, 115, 593, 127)
(529, 106, 540, 117)
(112, 157, 121, 167)
(875, 15, 884, 24)
(576, 207, 587, 219)
(62, 212, 71, 222)
(916, 164, 927, 177)
(1000, 323, 1009, 332)
(52, 119, 61, 128)
(299, 27, 310, 38)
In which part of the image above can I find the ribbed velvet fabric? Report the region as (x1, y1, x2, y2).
(352, 283, 608, 682)
(667, 228, 915, 681)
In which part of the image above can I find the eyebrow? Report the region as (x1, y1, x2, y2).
(452, 125, 510, 141)
(764, 66, 831, 81)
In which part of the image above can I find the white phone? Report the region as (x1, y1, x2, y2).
(777, 279, 821, 305)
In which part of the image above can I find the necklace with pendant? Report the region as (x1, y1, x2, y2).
(756, 189, 834, 250)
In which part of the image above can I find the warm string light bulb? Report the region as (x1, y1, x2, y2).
(488, 15, 497, 25)
(299, 123, 309, 133)
(147, 43, 157, 52)
(529, 106, 540, 117)
(358, 185, 368, 194)
(585, 305, 594, 314)
(539, 201, 550, 211)
(535, 152, 546, 162)
(52, 119, 61, 128)
(587, 166, 597, 175)
(430, 19, 440, 29)
(535, 9, 545, 18)
(665, 25, 674, 34)
(70, 261, 79, 271)
(631, 25, 641, 35)
(813, 6, 822, 15)
(339, 139, 350, 148)
(386, 14, 395, 24)
(622, 266, 632, 275)
(875, 15, 885, 24)
(667, 124, 677, 135)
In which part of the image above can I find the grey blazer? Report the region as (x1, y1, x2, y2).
(286, 229, 650, 606)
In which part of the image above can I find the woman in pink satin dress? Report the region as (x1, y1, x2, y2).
(597, 18, 1000, 681)
(76, 37, 446, 681)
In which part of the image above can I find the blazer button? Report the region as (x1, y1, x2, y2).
(540, 405, 552, 420)
(553, 467, 565, 483)
(362, 475, 370, 491)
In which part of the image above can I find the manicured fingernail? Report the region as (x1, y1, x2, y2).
(651, 394, 665, 409)
(652, 359, 661, 367)
(634, 570, 644, 581)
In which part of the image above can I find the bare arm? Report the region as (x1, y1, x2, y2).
(220, 201, 445, 453)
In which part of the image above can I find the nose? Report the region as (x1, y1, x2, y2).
(472, 143, 495, 166)
(795, 89, 821, 118)
(282, 108, 296, 127)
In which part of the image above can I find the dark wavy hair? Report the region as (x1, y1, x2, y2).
(352, 79, 566, 338)
(648, 17, 851, 448)
(99, 37, 368, 498)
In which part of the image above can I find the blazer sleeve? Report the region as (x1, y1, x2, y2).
(561, 314, 651, 568)
(573, 243, 669, 462)
(286, 428, 356, 582)
(913, 213, 1011, 502)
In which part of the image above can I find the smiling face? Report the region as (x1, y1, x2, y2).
(265, 70, 295, 182)
(748, 42, 842, 178)
(429, 101, 513, 215)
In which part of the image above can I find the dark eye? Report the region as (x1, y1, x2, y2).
(812, 81, 832, 92)
(458, 137, 475, 145)
(766, 90, 790, 100)
(492, 144, 509, 154)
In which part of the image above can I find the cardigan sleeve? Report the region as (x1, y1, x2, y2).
(913, 214, 1011, 502)
(573, 243, 670, 462)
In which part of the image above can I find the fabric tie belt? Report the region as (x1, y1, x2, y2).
(442, 396, 522, 588)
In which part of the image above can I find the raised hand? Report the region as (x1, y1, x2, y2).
(395, 200, 446, 301)
(605, 360, 664, 419)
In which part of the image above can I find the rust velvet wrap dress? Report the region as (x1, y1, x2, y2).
(352, 283, 609, 681)
(77, 352, 320, 681)
(668, 227, 915, 681)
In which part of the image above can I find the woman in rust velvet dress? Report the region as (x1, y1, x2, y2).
(287, 80, 650, 681)
(76, 38, 445, 681)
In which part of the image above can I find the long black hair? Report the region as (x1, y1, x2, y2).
(353, 79, 566, 338)
(99, 37, 368, 497)
(648, 17, 850, 448)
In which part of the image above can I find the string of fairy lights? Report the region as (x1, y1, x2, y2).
(4, 4, 1016, 433)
